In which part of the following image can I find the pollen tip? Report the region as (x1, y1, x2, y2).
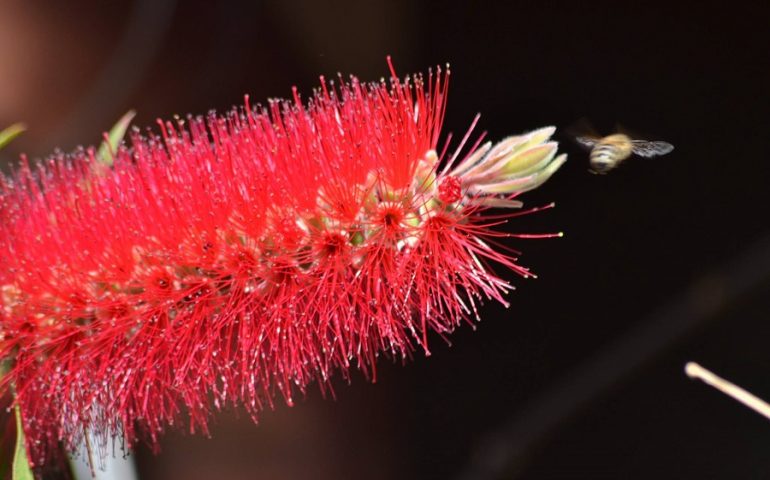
(684, 362, 700, 378)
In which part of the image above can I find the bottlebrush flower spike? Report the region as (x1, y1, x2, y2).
(0, 60, 566, 466)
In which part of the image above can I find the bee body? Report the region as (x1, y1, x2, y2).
(576, 132, 673, 174)
(588, 134, 634, 173)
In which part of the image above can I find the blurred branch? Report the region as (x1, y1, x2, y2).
(457, 233, 770, 480)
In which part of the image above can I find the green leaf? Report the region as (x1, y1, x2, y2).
(0, 363, 8, 480)
(97, 110, 136, 166)
(13, 405, 34, 480)
(0, 123, 26, 150)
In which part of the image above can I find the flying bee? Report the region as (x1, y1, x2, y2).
(575, 133, 674, 174)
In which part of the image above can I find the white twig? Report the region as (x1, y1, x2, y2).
(685, 362, 770, 420)
(70, 453, 138, 480)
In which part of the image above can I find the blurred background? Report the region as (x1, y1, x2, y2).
(2, 0, 770, 478)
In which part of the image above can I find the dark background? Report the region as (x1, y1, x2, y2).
(2, 1, 770, 478)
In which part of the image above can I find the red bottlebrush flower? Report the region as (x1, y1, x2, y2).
(0, 59, 566, 466)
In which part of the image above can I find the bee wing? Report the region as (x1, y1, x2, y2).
(574, 136, 598, 150)
(630, 140, 674, 158)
